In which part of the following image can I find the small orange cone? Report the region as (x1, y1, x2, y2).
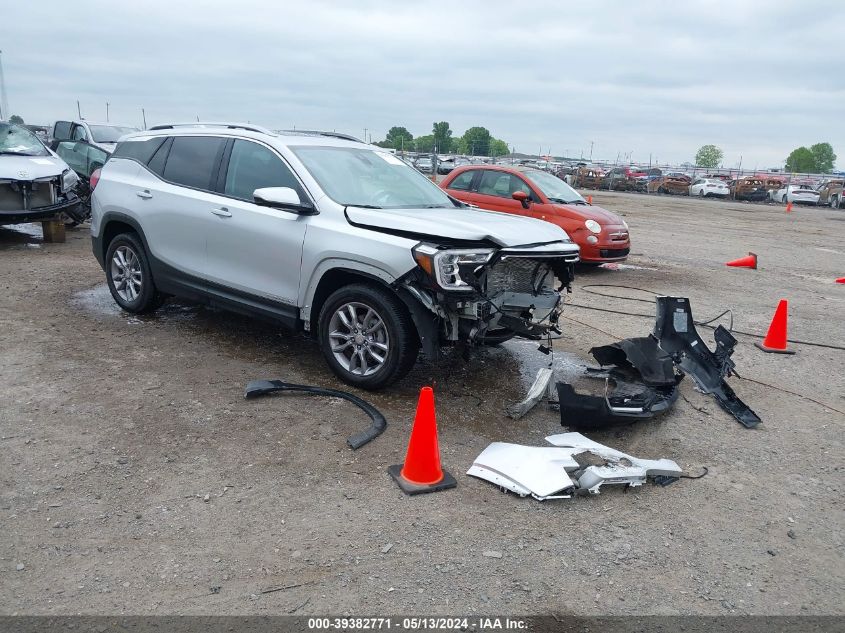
(755, 299, 795, 354)
(836, 277, 845, 284)
(388, 387, 457, 495)
(785, 201, 793, 213)
(587, 195, 593, 205)
(726, 252, 757, 269)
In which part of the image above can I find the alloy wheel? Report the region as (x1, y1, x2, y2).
(110, 245, 143, 303)
(328, 302, 390, 377)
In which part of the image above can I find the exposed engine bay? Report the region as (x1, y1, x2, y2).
(403, 242, 579, 347)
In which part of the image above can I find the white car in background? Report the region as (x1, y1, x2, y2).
(772, 184, 820, 205)
(689, 178, 730, 198)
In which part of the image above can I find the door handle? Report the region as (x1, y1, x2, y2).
(136, 190, 153, 199)
(211, 207, 232, 217)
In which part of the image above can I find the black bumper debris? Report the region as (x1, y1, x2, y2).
(244, 379, 387, 449)
(556, 297, 760, 430)
(556, 371, 680, 431)
(653, 297, 761, 428)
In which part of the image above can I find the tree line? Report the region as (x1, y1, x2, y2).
(374, 122, 509, 156)
(694, 143, 837, 173)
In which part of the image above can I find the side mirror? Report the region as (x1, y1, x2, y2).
(253, 187, 316, 215)
(512, 190, 531, 209)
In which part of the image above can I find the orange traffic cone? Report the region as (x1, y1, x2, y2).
(587, 195, 593, 205)
(388, 387, 457, 495)
(726, 252, 758, 269)
(836, 277, 845, 284)
(785, 201, 793, 213)
(755, 299, 795, 354)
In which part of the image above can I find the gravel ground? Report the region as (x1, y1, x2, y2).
(1, 193, 843, 616)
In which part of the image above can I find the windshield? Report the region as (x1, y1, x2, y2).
(89, 125, 139, 143)
(524, 169, 585, 203)
(291, 146, 454, 209)
(0, 123, 49, 156)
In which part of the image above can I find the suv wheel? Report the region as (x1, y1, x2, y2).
(318, 283, 418, 390)
(833, 196, 841, 209)
(105, 232, 164, 313)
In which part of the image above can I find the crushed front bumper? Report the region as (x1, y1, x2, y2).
(0, 196, 81, 225)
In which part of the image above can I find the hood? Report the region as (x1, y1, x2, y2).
(1, 154, 68, 180)
(551, 203, 624, 226)
(346, 205, 575, 248)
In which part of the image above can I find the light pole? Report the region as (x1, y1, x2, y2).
(106, 102, 110, 122)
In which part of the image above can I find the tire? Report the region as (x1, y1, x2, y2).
(833, 196, 841, 210)
(698, 189, 705, 197)
(318, 283, 418, 390)
(104, 232, 164, 314)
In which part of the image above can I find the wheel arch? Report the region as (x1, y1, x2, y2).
(97, 212, 151, 267)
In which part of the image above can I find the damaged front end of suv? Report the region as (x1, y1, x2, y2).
(400, 240, 579, 353)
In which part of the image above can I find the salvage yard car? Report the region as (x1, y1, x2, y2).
(52, 120, 140, 154)
(689, 178, 730, 198)
(440, 165, 630, 263)
(816, 179, 843, 208)
(0, 121, 82, 225)
(647, 175, 690, 195)
(730, 176, 771, 201)
(90, 123, 580, 389)
(772, 183, 820, 205)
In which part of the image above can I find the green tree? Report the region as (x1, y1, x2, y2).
(694, 144, 723, 168)
(432, 121, 453, 153)
(785, 146, 817, 173)
(490, 138, 509, 157)
(384, 126, 413, 151)
(413, 134, 436, 153)
(458, 126, 492, 156)
(809, 142, 836, 173)
(9, 114, 24, 124)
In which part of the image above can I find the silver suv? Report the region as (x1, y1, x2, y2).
(90, 123, 579, 389)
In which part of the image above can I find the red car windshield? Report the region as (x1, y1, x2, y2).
(524, 169, 585, 204)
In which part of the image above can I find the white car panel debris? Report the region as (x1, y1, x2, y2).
(545, 432, 683, 495)
(468, 433, 683, 500)
(506, 367, 555, 420)
(466, 443, 578, 500)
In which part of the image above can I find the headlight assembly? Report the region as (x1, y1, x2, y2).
(413, 245, 494, 290)
(585, 219, 602, 234)
(61, 169, 79, 193)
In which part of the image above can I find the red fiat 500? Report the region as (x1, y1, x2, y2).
(440, 165, 630, 263)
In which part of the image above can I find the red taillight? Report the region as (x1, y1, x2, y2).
(89, 168, 101, 191)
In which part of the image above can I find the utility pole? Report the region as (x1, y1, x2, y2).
(77, 100, 82, 119)
(589, 141, 594, 161)
(106, 102, 110, 122)
(363, 128, 367, 143)
(141, 108, 147, 130)
(0, 50, 8, 121)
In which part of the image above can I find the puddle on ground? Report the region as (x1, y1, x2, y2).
(0, 224, 43, 248)
(71, 284, 203, 323)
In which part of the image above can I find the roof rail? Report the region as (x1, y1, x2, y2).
(148, 122, 273, 135)
(277, 129, 363, 143)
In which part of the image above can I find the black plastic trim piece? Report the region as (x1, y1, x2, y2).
(243, 379, 386, 449)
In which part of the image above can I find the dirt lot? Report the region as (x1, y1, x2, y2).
(2, 192, 843, 616)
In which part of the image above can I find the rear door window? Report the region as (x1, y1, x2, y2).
(162, 136, 226, 191)
(112, 137, 167, 165)
(223, 139, 302, 201)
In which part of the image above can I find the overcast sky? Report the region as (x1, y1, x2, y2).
(2, 1, 842, 167)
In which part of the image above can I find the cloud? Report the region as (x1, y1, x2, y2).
(1, 0, 841, 167)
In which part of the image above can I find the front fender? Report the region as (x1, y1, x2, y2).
(300, 259, 400, 324)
